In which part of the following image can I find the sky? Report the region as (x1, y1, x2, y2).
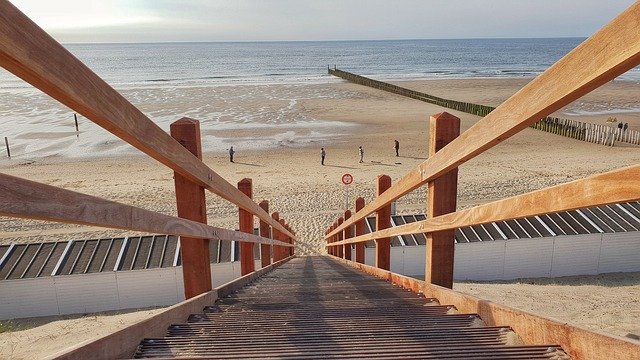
(9, 0, 638, 43)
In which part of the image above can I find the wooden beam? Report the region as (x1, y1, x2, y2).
(0, 173, 293, 248)
(329, 165, 640, 247)
(337, 217, 344, 259)
(354, 197, 366, 264)
(171, 118, 212, 299)
(0, 1, 294, 241)
(326, 2, 640, 239)
(425, 112, 460, 289)
(259, 200, 271, 268)
(375, 175, 391, 270)
(271, 212, 282, 262)
(333, 256, 640, 360)
(238, 179, 255, 275)
(343, 210, 352, 261)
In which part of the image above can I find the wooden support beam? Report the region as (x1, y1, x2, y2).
(171, 118, 211, 299)
(425, 112, 460, 289)
(0, 173, 292, 247)
(328, 165, 640, 247)
(343, 210, 352, 260)
(259, 200, 271, 268)
(326, 2, 640, 240)
(375, 175, 392, 270)
(337, 217, 344, 259)
(238, 178, 255, 276)
(271, 212, 281, 262)
(354, 197, 366, 264)
(279, 219, 288, 260)
(0, 1, 295, 241)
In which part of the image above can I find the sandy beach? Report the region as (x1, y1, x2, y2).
(1, 77, 639, 358)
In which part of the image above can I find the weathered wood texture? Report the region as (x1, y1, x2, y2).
(375, 175, 391, 270)
(0, 173, 293, 248)
(171, 118, 212, 298)
(238, 179, 255, 276)
(343, 210, 352, 260)
(259, 200, 271, 268)
(337, 217, 344, 259)
(326, 3, 640, 239)
(425, 112, 460, 289)
(329, 165, 640, 247)
(0, 1, 294, 240)
(334, 257, 640, 360)
(354, 197, 366, 264)
(50, 256, 294, 360)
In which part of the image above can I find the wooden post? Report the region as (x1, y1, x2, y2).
(259, 200, 271, 268)
(279, 219, 288, 259)
(170, 118, 211, 299)
(337, 217, 344, 258)
(74, 113, 79, 131)
(238, 178, 255, 275)
(425, 112, 460, 289)
(4, 137, 9, 158)
(354, 197, 366, 263)
(343, 210, 352, 260)
(376, 175, 392, 270)
(271, 212, 281, 261)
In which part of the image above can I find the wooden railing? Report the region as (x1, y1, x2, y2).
(325, 2, 640, 244)
(324, 4, 640, 358)
(0, 0, 295, 299)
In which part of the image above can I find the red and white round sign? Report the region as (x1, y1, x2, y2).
(341, 173, 353, 186)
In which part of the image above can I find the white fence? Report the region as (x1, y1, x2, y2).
(363, 232, 640, 281)
(0, 261, 260, 320)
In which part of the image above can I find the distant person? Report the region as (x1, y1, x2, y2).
(618, 122, 623, 130)
(394, 140, 399, 157)
(623, 122, 629, 132)
(320, 147, 326, 165)
(358, 146, 364, 163)
(229, 146, 235, 163)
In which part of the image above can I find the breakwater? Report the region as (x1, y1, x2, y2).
(329, 68, 640, 146)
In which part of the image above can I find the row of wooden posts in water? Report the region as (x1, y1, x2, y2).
(328, 67, 640, 146)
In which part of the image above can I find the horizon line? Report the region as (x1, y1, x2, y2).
(60, 36, 588, 46)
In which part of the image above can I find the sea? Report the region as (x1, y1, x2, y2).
(0, 38, 638, 159)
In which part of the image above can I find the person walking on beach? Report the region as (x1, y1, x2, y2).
(229, 146, 235, 163)
(320, 147, 326, 165)
(394, 140, 399, 157)
(623, 122, 629, 132)
(359, 146, 364, 163)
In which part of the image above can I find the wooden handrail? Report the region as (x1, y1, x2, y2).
(0, 173, 293, 248)
(0, 0, 294, 240)
(327, 2, 640, 239)
(329, 165, 640, 247)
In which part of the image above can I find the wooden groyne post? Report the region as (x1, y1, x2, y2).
(4, 137, 9, 158)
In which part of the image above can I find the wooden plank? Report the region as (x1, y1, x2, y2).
(326, 2, 640, 239)
(238, 179, 255, 276)
(426, 112, 460, 288)
(0, 173, 292, 248)
(337, 217, 344, 259)
(51, 257, 294, 360)
(333, 256, 640, 360)
(375, 175, 391, 270)
(0, 1, 294, 241)
(343, 210, 352, 261)
(171, 118, 212, 299)
(329, 165, 640, 247)
(259, 200, 271, 268)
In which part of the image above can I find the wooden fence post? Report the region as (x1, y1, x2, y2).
(343, 210, 352, 261)
(170, 118, 211, 299)
(238, 178, 255, 275)
(279, 219, 288, 259)
(376, 175, 392, 270)
(337, 217, 344, 258)
(271, 212, 281, 261)
(259, 200, 271, 268)
(425, 112, 460, 289)
(354, 197, 366, 264)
